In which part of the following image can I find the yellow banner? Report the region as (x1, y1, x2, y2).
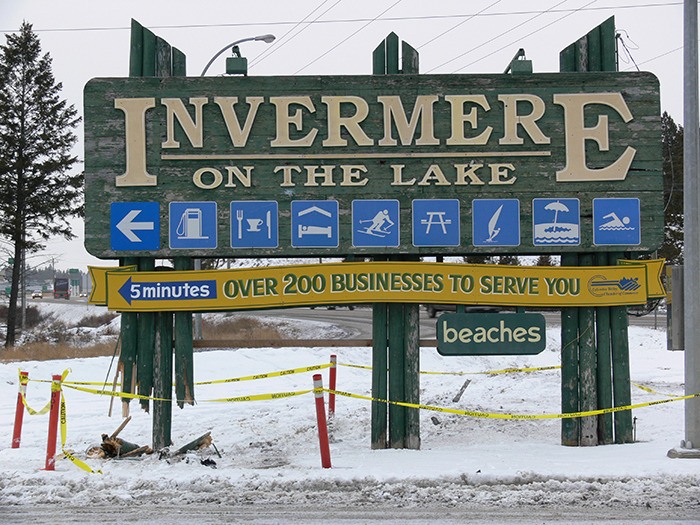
(89, 265, 137, 305)
(104, 261, 664, 312)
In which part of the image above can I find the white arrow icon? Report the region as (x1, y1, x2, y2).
(116, 209, 155, 242)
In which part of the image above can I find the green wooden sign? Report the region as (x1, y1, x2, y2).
(84, 72, 661, 259)
(436, 312, 546, 356)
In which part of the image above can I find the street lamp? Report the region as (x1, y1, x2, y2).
(200, 34, 276, 76)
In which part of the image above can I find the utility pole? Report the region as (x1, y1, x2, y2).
(677, 0, 700, 456)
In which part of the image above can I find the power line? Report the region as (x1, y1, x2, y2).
(453, 0, 598, 72)
(416, 0, 503, 50)
(293, 0, 403, 75)
(427, 0, 572, 73)
(2, 2, 682, 34)
(249, 0, 341, 69)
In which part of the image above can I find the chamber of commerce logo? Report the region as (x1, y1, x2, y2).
(588, 274, 641, 297)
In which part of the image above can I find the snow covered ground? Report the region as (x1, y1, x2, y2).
(0, 303, 698, 523)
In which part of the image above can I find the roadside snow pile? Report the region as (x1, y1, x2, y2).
(0, 311, 698, 512)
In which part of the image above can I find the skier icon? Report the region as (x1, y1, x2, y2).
(358, 209, 395, 237)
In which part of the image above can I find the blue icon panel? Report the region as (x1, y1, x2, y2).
(593, 198, 641, 245)
(352, 200, 400, 248)
(110, 202, 160, 251)
(291, 200, 339, 248)
(169, 202, 217, 249)
(472, 199, 520, 247)
(412, 199, 460, 247)
(231, 201, 279, 249)
(532, 198, 580, 246)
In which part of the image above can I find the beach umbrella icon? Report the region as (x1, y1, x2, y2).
(544, 200, 569, 225)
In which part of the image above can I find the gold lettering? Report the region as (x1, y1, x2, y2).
(341, 165, 369, 186)
(418, 164, 450, 186)
(161, 97, 207, 149)
(275, 165, 302, 187)
(489, 163, 516, 185)
(322, 96, 373, 147)
(114, 97, 157, 187)
(270, 96, 318, 147)
(193, 167, 223, 189)
(304, 165, 336, 187)
(454, 163, 485, 185)
(378, 95, 439, 146)
(390, 164, 415, 186)
(445, 95, 492, 145)
(498, 94, 550, 145)
(553, 93, 636, 181)
(214, 96, 264, 147)
(224, 166, 253, 187)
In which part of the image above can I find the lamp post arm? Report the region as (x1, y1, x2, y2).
(200, 34, 275, 76)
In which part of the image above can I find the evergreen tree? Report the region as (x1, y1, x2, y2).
(660, 112, 684, 265)
(0, 23, 81, 347)
(536, 254, 554, 266)
(497, 254, 519, 265)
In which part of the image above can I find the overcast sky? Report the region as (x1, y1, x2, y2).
(0, 0, 690, 270)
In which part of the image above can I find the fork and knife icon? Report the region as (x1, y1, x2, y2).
(236, 208, 272, 239)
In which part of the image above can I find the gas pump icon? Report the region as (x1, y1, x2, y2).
(176, 208, 208, 240)
(169, 202, 217, 249)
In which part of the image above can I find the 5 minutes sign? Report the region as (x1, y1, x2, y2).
(83, 72, 661, 259)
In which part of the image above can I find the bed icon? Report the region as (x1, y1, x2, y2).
(291, 201, 339, 248)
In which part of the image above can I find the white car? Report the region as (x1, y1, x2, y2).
(31, 290, 43, 299)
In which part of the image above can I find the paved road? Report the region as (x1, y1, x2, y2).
(256, 306, 667, 340)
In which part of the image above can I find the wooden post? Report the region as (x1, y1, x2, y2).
(136, 258, 156, 411)
(610, 250, 634, 444)
(12, 371, 28, 448)
(371, 303, 388, 449)
(174, 257, 194, 408)
(404, 303, 420, 450)
(561, 253, 580, 446)
(153, 310, 173, 451)
(578, 253, 598, 446)
(388, 303, 405, 449)
(595, 253, 614, 444)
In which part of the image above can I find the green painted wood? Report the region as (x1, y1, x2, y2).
(559, 44, 576, 72)
(577, 253, 597, 446)
(84, 72, 662, 260)
(386, 33, 399, 74)
(560, 252, 580, 446)
(401, 41, 419, 74)
(174, 257, 194, 408)
(371, 303, 388, 449)
(155, 36, 172, 78)
(129, 20, 144, 77)
(153, 309, 173, 450)
(142, 27, 156, 77)
(136, 257, 156, 411)
(404, 302, 420, 450)
(172, 48, 187, 76)
(587, 25, 602, 72)
(119, 257, 139, 407)
(372, 40, 386, 75)
(609, 253, 633, 443)
(388, 302, 405, 448)
(600, 17, 617, 72)
(594, 252, 614, 444)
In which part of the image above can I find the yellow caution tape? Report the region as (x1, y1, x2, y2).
(339, 362, 562, 376)
(204, 389, 314, 403)
(62, 383, 171, 402)
(195, 363, 331, 385)
(631, 382, 680, 398)
(323, 388, 700, 420)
